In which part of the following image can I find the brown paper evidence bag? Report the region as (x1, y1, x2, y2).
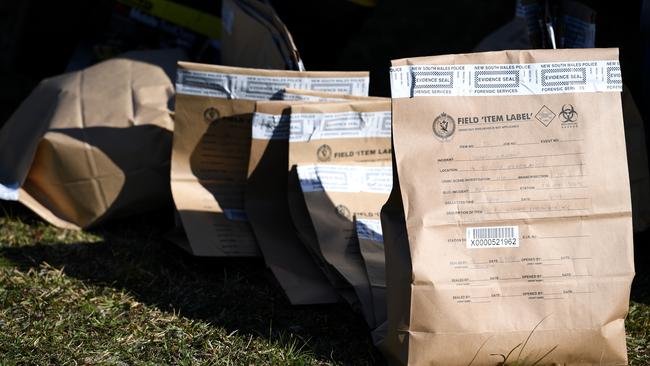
(246, 97, 390, 304)
(381, 48, 634, 365)
(171, 62, 369, 257)
(285, 101, 392, 320)
(295, 160, 392, 328)
(0, 49, 183, 229)
(247, 94, 385, 305)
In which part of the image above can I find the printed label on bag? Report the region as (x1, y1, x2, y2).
(356, 219, 384, 242)
(289, 111, 391, 142)
(466, 226, 519, 249)
(177, 69, 369, 100)
(252, 113, 289, 140)
(279, 91, 348, 102)
(390, 60, 622, 98)
(297, 165, 392, 193)
(0, 182, 19, 201)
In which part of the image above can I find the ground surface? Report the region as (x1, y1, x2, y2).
(0, 203, 380, 365)
(0, 202, 649, 365)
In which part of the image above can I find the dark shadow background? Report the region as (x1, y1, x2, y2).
(1, 0, 649, 364)
(2, 0, 648, 153)
(1, 1, 646, 111)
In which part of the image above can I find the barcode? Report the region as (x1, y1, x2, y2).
(466, 226, 519, 249)
(470, 227, 515, 239)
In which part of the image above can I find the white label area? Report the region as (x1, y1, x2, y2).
(289, 111, 391, 142)
(297, 165, 392, 193)
(252, 113, 289, 140)
(390, 60, 622, 98)
(251, 92, 376, 140)
(177, 69, 369, 100)
(0, 182, 19, 201)
(466, 226, 519, 249)
(279, 90, 348, 102)
(356, 218, 384, 242)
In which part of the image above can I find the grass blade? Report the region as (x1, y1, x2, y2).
(467, 337, 491, 366)
(530, 344, 558, 366)
(517, 314, 552, 362)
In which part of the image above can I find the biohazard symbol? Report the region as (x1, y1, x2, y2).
(559, 104, 578, 123)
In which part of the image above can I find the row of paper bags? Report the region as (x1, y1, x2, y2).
(0, 48, 388, 323)
(0, 47, 645, 364)
(171, 63, 389, 337)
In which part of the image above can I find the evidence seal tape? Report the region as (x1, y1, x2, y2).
(390, 60, 622, 98)
(0, 182, 19, 201)
(177, 69, 369, 100)
(252, 111, 391, 141)
(356, 219, 384, 242)
(297, 164, 392, 194)
(289, 111, 391, 142)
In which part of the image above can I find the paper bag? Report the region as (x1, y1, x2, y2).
(247, 91, 379, 304)
(0, 49, 184, 229)
(295, 162, 391, 328)
(221, 0, 303, 70)
(286, 100, 391, 318)
(172, 62, 369, 256)
(278, 88, 384, 102)
(476, 4, 650, 233)
(355, 216, 387, 331)
(383, 48, 634, 365)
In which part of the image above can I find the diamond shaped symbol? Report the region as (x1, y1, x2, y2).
(535, 105, 556, 127)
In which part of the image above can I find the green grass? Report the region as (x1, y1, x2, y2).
(0, 203, 649, 365)
(0, 204, 380, 365)
(627, 302, 650, 365)
(0, 264, 322, 365)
